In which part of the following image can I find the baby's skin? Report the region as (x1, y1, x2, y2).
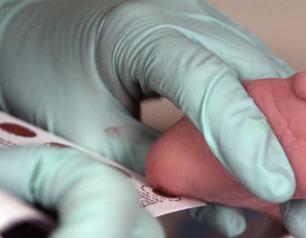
(145, 71, 306, 220)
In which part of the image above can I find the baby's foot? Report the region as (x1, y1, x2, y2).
(145, 71, 306, 220)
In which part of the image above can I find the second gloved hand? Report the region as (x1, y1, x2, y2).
(0, 146, 164, 238)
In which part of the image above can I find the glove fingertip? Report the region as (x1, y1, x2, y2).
(251, 166, 295, 203)
(281, 200, 306, 238)
(190, 205, 246, 237)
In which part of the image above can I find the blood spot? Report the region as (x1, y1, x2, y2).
(0, 123, 36, 137)
(152, 188, 180, 199)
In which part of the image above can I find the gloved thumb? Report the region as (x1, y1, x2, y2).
(281, 199, 306, 238)
(0, 146, 164, 238)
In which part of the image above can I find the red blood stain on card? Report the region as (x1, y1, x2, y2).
(0, 123, 36, 137)
(44, 142, 70, 148)
(152, 188, 180, 199)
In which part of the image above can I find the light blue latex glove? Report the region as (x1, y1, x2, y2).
(281, 200, 306, 238)
(0, 0, 300, 237)
(0, 146, 164, 238)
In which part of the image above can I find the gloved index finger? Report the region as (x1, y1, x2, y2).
(204, 76, 295, 202)
(114, 28, 295, 203)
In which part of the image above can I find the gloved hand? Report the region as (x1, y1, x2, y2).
(0, 146, 164, 238)
(0, 0, 299, 237)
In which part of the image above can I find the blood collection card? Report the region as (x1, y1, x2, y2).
(0, 111, 204, 234)
(0, 112, 296, 238)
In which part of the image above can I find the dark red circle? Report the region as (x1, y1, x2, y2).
(152, 188, 179, 199)
(0, 123, 36, 138)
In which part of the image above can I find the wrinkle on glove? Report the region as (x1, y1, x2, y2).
(146, 72, 306, 221)
(0, 0, 295, 203)
(0, 0, 299, 237)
